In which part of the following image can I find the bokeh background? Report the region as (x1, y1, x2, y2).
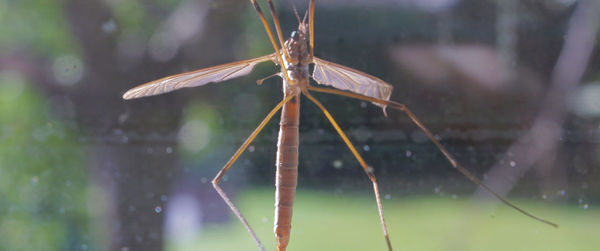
(1, 0, 599, 250)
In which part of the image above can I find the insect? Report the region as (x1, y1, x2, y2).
(123, 0, 557, 250)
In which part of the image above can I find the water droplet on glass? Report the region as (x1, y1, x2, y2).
(161, 195, 168, 202)
(559, 190, 566, 196)
(166, 147, 173, 154)
(249, 145, 255, 152)
(155, 206, 162, 213)
(332, 160, 343, 169)
(102, 19, 117, 34)
(179, 119, 211, 152)
(509, 161, 516, 167)
(360, 102, 367, 108)
(583, 204, 589, 209)
(384, 194, 392, 200)
(30, 176, 39, 186)
(568, 82, 600, 118)
(363, 145, 370, 151)
(53, 54, 84, 86)
(149, 31, 178, 62)
(406, 150, 412, 157)
(542, 194, 547, 199)
(200, 177, 208, 183)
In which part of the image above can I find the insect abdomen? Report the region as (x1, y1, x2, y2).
(274, 87, 300, 251)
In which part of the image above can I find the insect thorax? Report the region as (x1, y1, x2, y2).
(283, 28, 311, 86)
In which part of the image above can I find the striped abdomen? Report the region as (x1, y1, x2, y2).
(274, 84, 300, 251)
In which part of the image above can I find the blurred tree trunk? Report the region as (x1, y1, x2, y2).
(62, 0, 180, 249)
(47, 0, 247, 250)
(496, 0, 518, 84)
(475, 0, 599, 201)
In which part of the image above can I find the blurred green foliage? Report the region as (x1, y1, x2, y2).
(0, 0, 78, 57)
(110, 0, 179, 39)
(0, 71, 92, 251)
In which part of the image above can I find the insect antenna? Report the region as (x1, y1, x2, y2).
(302, 9, 308, 25)
(292, 3, 302, 24)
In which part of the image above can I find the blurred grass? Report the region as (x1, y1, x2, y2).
(167, 188, 598, 251)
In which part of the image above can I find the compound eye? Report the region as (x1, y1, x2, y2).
(291, 31, 299, 40)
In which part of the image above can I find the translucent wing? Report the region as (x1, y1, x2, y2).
(123, 53, 276, 99)
(311, 57, 393, 113)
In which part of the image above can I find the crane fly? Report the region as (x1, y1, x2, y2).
(123, 0, 558, 250)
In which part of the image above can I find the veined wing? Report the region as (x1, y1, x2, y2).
(123, 53, 276, 99)
(311, 57, 393, 113)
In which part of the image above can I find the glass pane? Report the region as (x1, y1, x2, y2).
(1, 0, 598, 250)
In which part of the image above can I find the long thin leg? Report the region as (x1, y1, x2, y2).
(302, 89, 394, 251)
(309, 0, 315, 58)
(249, 0, 291, 82)
(212, 94, 296, 251)
(306, 85, 559, 228)
(266, 0, 291, 62)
